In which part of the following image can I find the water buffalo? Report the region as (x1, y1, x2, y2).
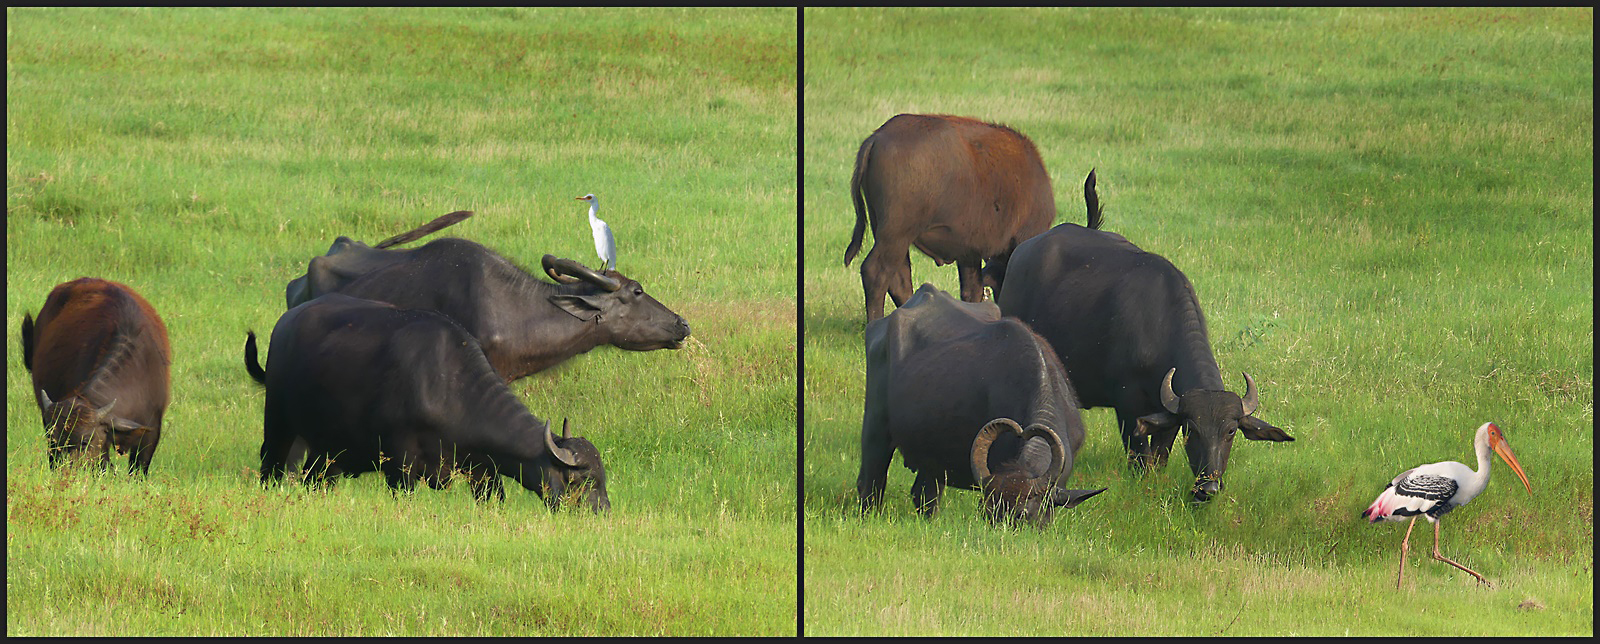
(245, 294, 609, 512)
(284, 213, 689, 381)
(858, 284, 1105, 526)
(843, 114, 1058, 321)
(997, 171, 1292, 502)
(21, 278, 170, 474)
(282, 210, 472, 309)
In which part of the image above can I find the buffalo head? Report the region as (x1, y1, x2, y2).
(540, 419, 611, 514)
(542, 255, 690, 351)
(970, 418, 1105, 527)
(1134, 369, 1293, 501)
(37, 390, 153, 470)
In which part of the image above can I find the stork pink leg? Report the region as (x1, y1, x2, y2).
(1431, 519, 1492, 587)
(1396, 516, 1417, 590)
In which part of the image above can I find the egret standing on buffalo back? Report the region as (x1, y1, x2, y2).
(577, 193, 616, 272)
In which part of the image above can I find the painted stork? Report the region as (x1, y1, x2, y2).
(575, 193, 616, 272)
(1361, 421, 1532, 589)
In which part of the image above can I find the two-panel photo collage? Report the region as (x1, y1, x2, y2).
(7, 7, 1590, 637)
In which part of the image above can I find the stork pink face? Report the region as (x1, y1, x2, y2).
(1484, 422, 1533, 496)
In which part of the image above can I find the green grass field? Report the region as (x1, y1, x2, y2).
(803, 7, 1591, 636)
(8, 7, 795, 636)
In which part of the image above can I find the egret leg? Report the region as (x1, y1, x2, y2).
(1396, 516, 1417, 590)
(1431, 519, 1491, 587)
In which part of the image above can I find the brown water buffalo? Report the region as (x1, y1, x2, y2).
(20, 278, 171, 474)
(843, 114, 1058, 321)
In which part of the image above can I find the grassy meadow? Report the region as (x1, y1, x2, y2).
(7, 7, 795, 636)
(803, 7, 1591, 636)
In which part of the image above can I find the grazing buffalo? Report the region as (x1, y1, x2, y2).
(245, 294, 609, 512)
(21, 278, 170, 474)
(858, 284, 1105, 526)
(997, 171, 1292, 501)
(284, 213, 689, 381)
(843, 114, 1058, 321)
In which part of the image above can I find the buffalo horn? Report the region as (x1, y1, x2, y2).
(542, 254, 582, 284)
(93, 398, 119, 423)
(1159, 368, 1181, 414)
(544, 421, 579, 467)
(37, 389, 54, 413)
(561, 417, 571, 440)
(1023, 423, 1067, 491)
(1240, 372, 1259, 416)
(970, 418, 1022, 484)
(541, 255, 621, 292)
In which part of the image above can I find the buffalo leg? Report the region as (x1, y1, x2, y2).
(981, 252, 1011, 301)
(128, 428, 161, 476)
(1116, 413, 1155, 469)
(1146, 427, 1179, 469)
(956, 259, 984, 303)
(383, 462, 419, 494)
(303, 452, 340, 489)
(259, 432, 295, 485)
(469, 466, 507, 502)
(861, 241, 913, 321)
(910, 470, 945, 518)
(883, 237, 915, 308)
(886, 259, 914, 310)
(1119, 412, 1176, 470)
(285, 438, 310, 479)
(857, 409, 894, 513)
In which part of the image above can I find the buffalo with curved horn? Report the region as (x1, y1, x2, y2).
(858, 284, 1105, 525)
(971, 418, 1104, 527)
(246, 295, 610, 513)
(284, 213, 688, 382)
(998, 171, 1292, 502)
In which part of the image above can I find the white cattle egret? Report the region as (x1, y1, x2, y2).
(575, 193, 615, 272)
(1362, 421, 1533, 589)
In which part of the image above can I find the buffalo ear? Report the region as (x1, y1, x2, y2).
(550, 294, 607, 321)
(1134, 412, 1182, 437)
(1240, 415, 1293, 442)
(110, 417, 149, 436)
(109, 418, 152, 454)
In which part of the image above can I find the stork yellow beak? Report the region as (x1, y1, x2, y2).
(1490, 432, 1533, 496)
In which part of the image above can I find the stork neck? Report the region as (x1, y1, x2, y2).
(1460, 427, 1494, 500)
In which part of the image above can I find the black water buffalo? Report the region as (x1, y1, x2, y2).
(21, 278, 170, 474)
(282, 210, 472, 309)
(997, 172, 1292, 502)
(858, 284, 1105, 526)
(245, 294, 609, 513)
(284, 213, 689, 381)
(843, 114, 1058, 321)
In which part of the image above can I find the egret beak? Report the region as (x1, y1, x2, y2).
(1489, 430, 1533, 496)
